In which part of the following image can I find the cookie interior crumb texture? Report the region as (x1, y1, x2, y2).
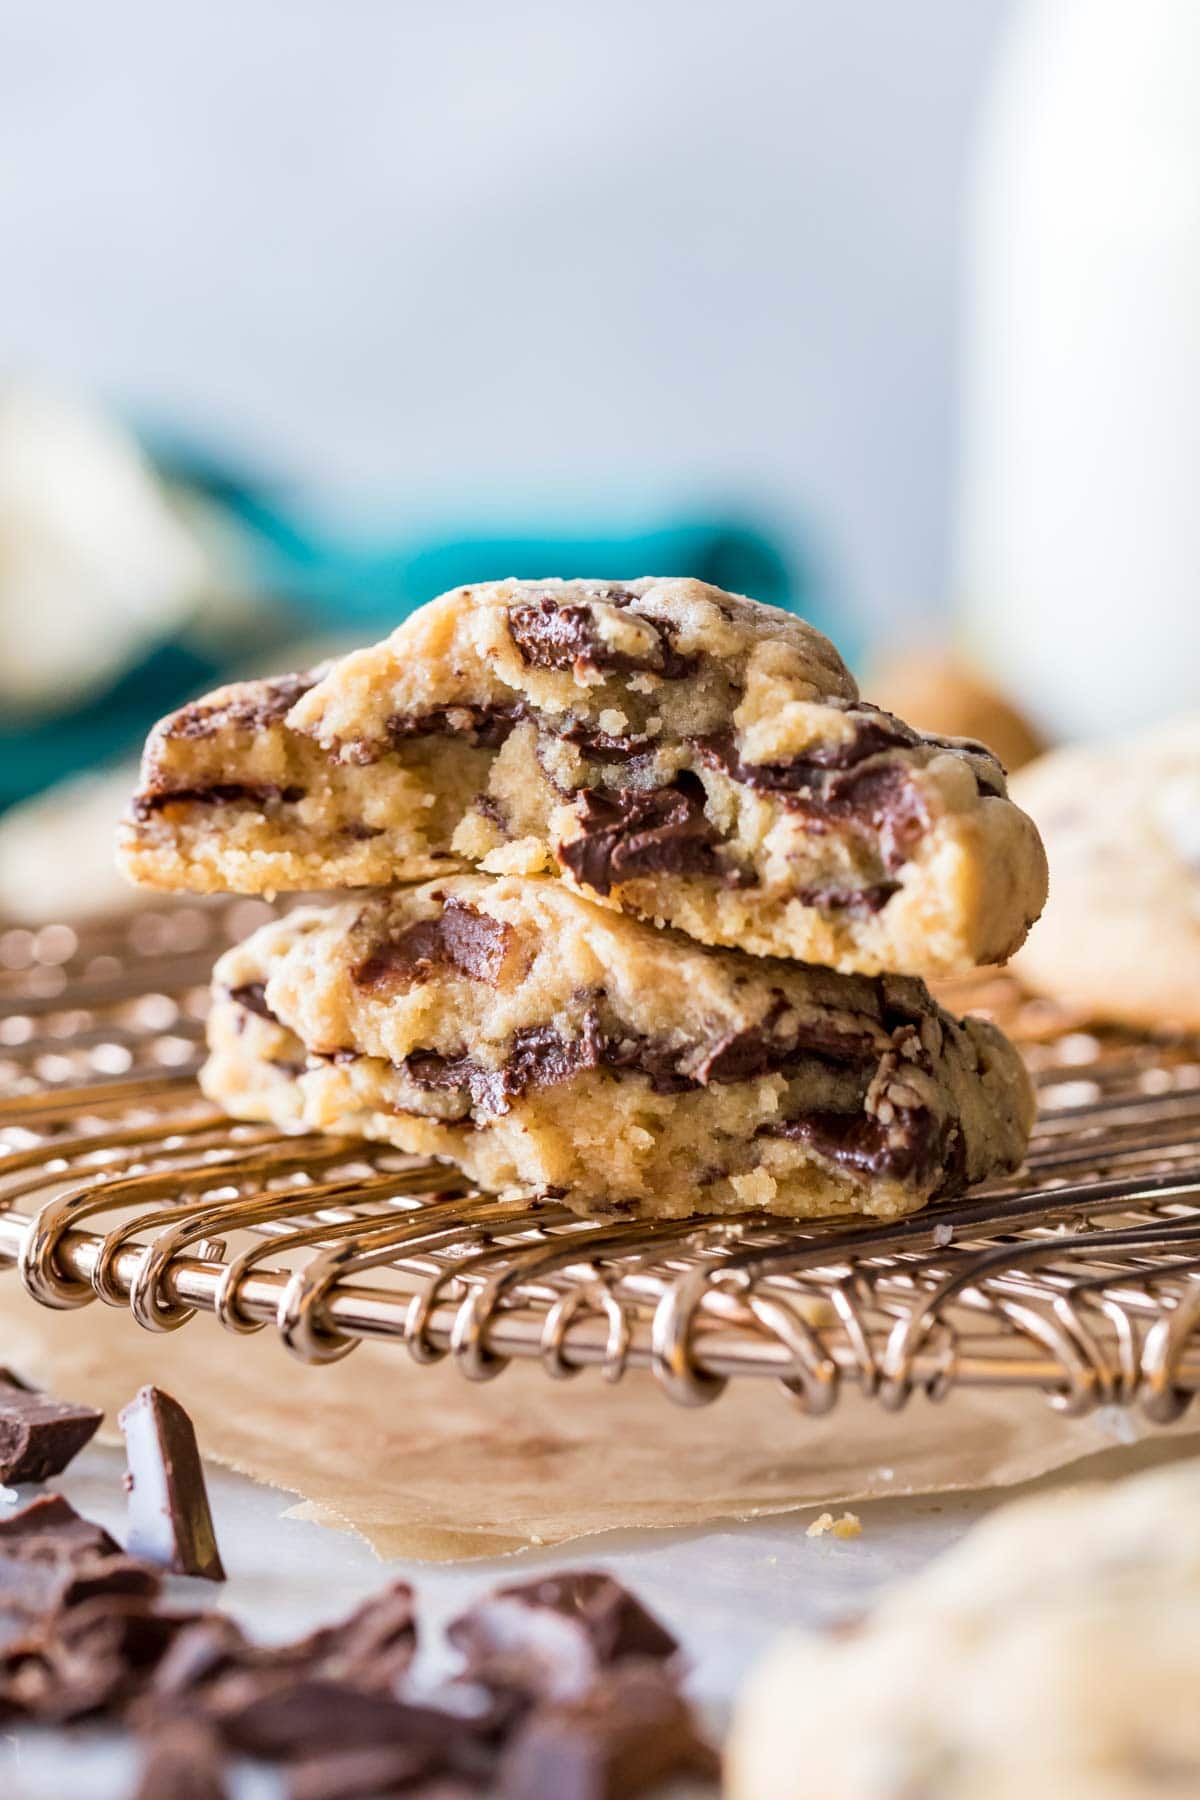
(200, 874, 1035, 1222)
(119, 577, 1048, 978)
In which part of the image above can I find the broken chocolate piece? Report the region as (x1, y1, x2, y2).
(353, 897, 515, 989)
(134, 1716, 229, 1800)
(0, 1493, 120, 1562)
(447, 1572, 678, 1703)
(119, 1387, 226, 1582)
(0, 1552, 160, 1633)
(21, 1600, 210, 1724)
(557, 775, 721, 896)
(285, 1744, 451, 1800)
(0, 1373, 103, 1484)
(497, 1660, 716, 1800)
(293, 1581, 417, 1691)
(216, 1677, 454, 1765)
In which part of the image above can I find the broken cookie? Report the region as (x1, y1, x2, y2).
(119, 578, 1047, 977)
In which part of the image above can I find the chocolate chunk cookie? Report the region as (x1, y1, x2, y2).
(1012, 719, 1200, 1031)
(200, 875, 1033, 1222)
(119, 578, 1048, 978)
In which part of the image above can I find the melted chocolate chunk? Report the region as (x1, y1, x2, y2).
(697, 735, 927, 870)
(228, 982, 278, 1024)
(794, 881, 902, 919)
(119, 1387, 226, 1582)
(555, 719, 658, 760)
(399, 1001, 889, 1118)
(508, 596, 695, 681)
(557, 774, 721, 896)
(131, 783, 305, 821)
(340, 822, 383, 840)
(762, 1097, 965, 1192)
(385, 703, 527, 750)
(164, 672, 319, 741)
(402, 1017, 602, 1119)
(0, 1373, 103, 1484)
(353, 899, 515, 989)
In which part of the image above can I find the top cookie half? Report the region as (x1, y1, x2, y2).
(118, 577, 1048, 976)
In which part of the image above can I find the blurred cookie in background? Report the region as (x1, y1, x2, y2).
(865, 645, 1045, 774)
(1010, 719, 1200, 1034)
(728, 1456, 1200, 1800)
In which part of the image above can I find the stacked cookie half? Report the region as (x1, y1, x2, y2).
(119, 579, 1047, 1223)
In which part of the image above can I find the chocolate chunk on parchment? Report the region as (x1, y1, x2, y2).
(0, 1370, 102, 1484)
(119, 1387, 226, 1582)
(497, 1660, 716, 1800)
(353, 897, 515, 989)
(134, 1716, 229, 1800)
(447, 1571, 678, 1702)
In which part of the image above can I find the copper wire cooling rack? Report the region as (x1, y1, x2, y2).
(5, 900, 1200, 1420)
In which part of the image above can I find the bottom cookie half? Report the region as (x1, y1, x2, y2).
(200, 878, 1034, 1222)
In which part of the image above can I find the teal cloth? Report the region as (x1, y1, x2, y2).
(1, 440, 836, 809)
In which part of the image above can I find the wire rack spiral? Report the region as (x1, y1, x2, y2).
(4, 899, 1200, 1420)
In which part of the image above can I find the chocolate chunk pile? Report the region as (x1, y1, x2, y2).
(0, 1372, 715, 1797)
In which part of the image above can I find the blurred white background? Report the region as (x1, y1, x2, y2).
(0, 0, 1010, 633)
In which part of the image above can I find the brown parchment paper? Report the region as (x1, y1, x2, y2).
(1, 1281, 1186, 1561)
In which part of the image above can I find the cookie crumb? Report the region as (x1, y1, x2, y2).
(807, 1511, 862, 1540)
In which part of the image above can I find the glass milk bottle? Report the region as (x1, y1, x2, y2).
(957, 0, 1200, 741)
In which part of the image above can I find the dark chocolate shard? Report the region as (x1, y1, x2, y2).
(215, 1676, 461, 1767)
(353, 898, 516, 989)
(497, 1660, 717, 1800)
(557, 774, 721, 896)
(285, 1744, 451, 1800)
(0, 1552, 160, 1631)
(0, 1493, 120, 1562)
(131, 782, 306, 821)
(447, 1572, 678, 1703)
(134, 1717, 229, 1800)
(119, 1387, 226, 1582)
(0, 1373, 103, 1483)
(23, 1599, 210, 1723)
(287, 1581, 417, 1692)
(146, 1612, 253, 1702)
